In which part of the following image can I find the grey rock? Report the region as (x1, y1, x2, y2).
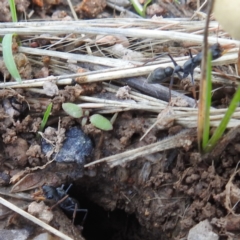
(41, 127, 93, 165)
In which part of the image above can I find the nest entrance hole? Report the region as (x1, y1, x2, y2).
(67, 184, 152, 240)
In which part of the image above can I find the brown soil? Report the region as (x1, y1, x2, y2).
(0, 1, 239, 240)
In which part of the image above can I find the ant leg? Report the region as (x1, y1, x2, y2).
(67, 206, 88, 225)
(168, 54, 178, 67)
(190, 72, 197, 103)
(168, 54, 184, 79)
(168, 70, 185, 102)
(65, 184, 73, 194)
(79, 209, 88, 225)
(72, 203, 77, 225)
(189, 49, 193, 59)
(175, 70, 184, 80)
(190, 73, 195, 85)
(169, 72, 175, 101)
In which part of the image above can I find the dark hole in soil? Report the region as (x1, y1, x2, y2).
(82, 204, 140, 240)
(66, 185, 154, 240)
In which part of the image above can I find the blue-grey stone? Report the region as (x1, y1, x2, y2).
(41, 127, 93, 165)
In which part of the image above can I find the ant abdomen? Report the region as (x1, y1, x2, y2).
(211, 43, 222, 60)
(147, 66, 173, 83)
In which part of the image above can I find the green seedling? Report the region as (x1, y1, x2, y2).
(62, 103, 83, 118)
(202, 51, 212, 150)
(2, 1, 21, 83)
(130, 0, 152, 17)
(204, 83, 240, 152)
(40, 103, 52, 132)
(200, 50, 240, 153)
(90, 114, 113, 131)
(8, 0, 18, 22)
(2, 34, 21, 83)
(62, 103, 113, 131)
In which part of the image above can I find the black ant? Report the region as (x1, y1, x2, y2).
(3, 96, 29, 119)
(42, 184, 88, 225)
(147, 43, 223, 99)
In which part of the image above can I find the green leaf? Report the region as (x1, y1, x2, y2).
(2, 34, 22, 82)
(205, 83, 240, 152)
(130, 0, 152, 17)
(8, 0, 18, 22)
(40, 103, 52, 132)
(202, 50, 212, 150)
(90, 114, 113, 131)
(62, 103, 83, 118)
(142, 0, 152, 17)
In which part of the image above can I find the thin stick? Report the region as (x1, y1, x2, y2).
(50, 194, 69, 210)
(190, 0, 208, 20)
(66, 0, 78, 20)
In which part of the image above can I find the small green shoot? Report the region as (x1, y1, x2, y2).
(204, 84, 240, 152)
(90, 114, 113, 131)
(142, 0, 152, 17)
(202, 51, 212, 150)
(8, 0, 18, 22)
(62, 103, 113, 131)
(130, 0, 152, 17)
(62, 103, 83, 118)
(200, 50, 240, 153)
(2, 34, 21, 83)
(40, 103, 52, 132)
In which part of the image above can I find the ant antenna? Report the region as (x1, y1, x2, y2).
(141, 53, 169, 66)
(72, 203, 78, 225)
(65, 184, 73, 193)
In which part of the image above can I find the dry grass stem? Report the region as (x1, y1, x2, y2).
(0, 197, 74, 240)
(0, 27, 232, 45)
(18, 46, 136, 67)
(0, 52, 235, 89)
(85, 129, 196, 168)
(0, 18, 238, 137)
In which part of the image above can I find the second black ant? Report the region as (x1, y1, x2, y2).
(147, 43, 223, 99)
(42, 184, 88, 225)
